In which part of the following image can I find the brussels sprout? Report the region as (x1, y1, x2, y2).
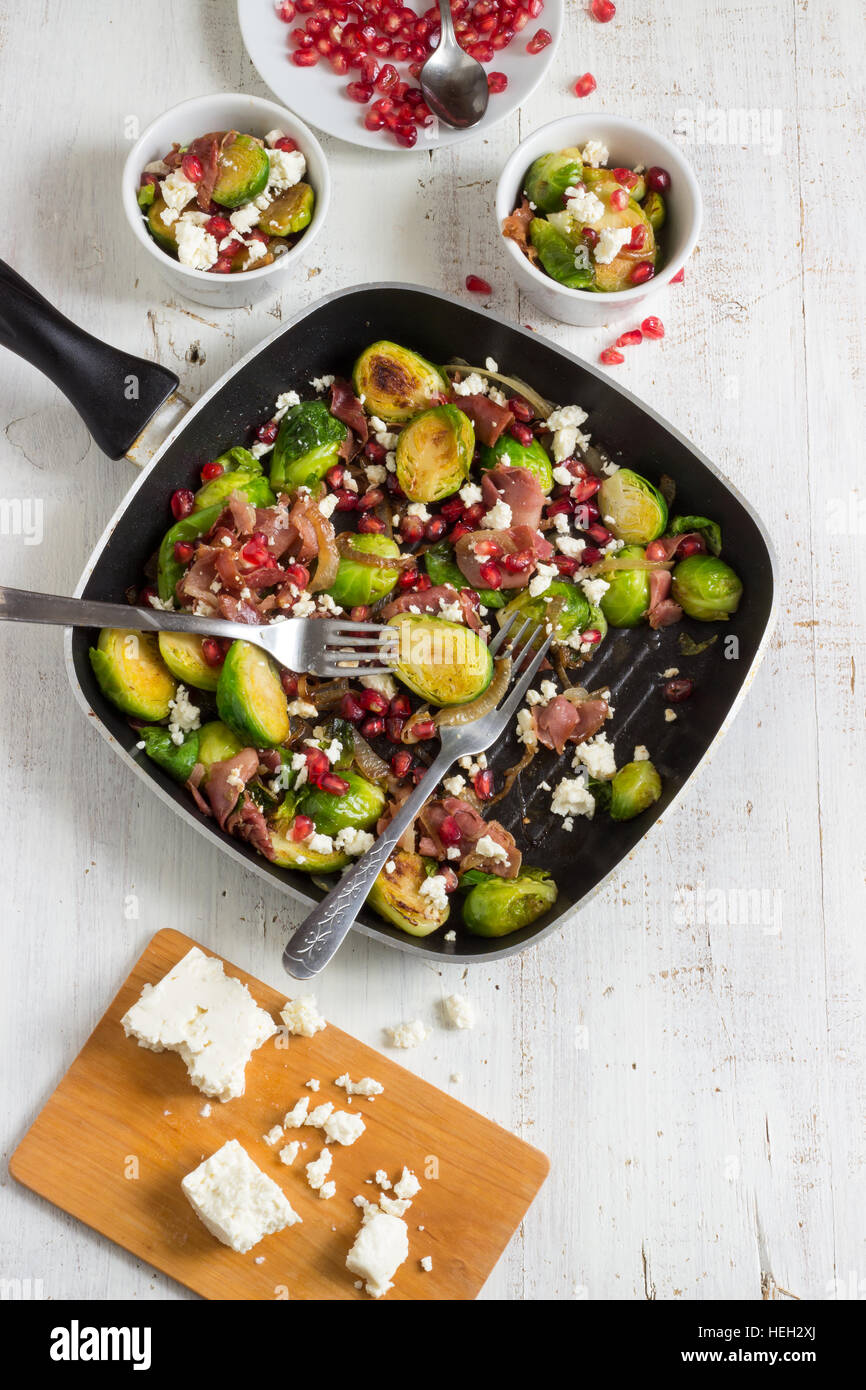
(671, 555, 743, 622)
(157, 631, 220, 692)
(669, 514, 722, 557)
(462, 868, 558, 937)
(529, 219, 594, 290)
(216, 640, 290, 747)
(298, 770, 386, 838)
(197, 720, 244, 770)
(270, 401, 347, 493)
(642, 189, 666, 230)
(89, 629, 177, 721)
(230, 241, 275, 274)
(157, 475, 276, 603)
(138, 726, 201, 782)
(584, 603, 608, 651)
(388, 613, 493, 706)
(609, 760, 662, 821)
(598, 468, 668, 544)
(630, 172, 648, 203)
(137, 182, 156, 209)
(269, 824, 350, 875)
(327, 533, 402, 608)
(423, 539, 505, 609)
(211, 134, 270, 208)
(523, 148, 584, 213)
(145, 198, 178, 254)
(258, 183, 315, 237)
(194, 469, 274, 513)
(497, 579, 591, 649)
(479, 433, 554, 493)
(352, 341, 449, 424)
(599, 545, 652, 628)
(367, 851, 449, 936)
(395, 403, 474, 503)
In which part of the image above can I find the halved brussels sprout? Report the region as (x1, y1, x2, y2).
(599, 545, 651, 628)
(609, 760, 662, 821)
(584, 603, 608, 651)
(157, 631, 220, 692)
(643, 190, 666, 230)
(216, 640, 290, 747)
(462, 868, 558, 937)
(388, 613, 494, 706)
(298, 769, 386, 839)
(137, 183, 156, 209)
(212, 133, 270, 208)
(367, 851, 449, 936)
(669, 514, 722, 557)
(523, 148, 584, 213)
(497, 579, 592, 649)
(424, 539, 505, 609)
(269, 824, 350, 875)
(138, 726, 201, 782)
(230, 242, 275, 274)
(671, 555, 743, 622)
(327, 533, 402, 608)
(197, 720, 244, 771)
(194, 470, 274, 513)
(89, 629, 177, 721)
(145, 198, 178, 254)
(395, 403, 474, 503)
(158, 474, 277, 603)
(258, 183, 314, 237)
(352, 341, 449, 423)
(270, 401, 347, 493)
(598, 468, 668, 544)
(529, 219, 594, 290)
(479, 434, 554, 493)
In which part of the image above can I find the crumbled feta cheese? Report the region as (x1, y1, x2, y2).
(459, 482, 484, 506)
(580, 576, 610, 607)
(305, 1078, 320, 1092)
(200, 1103, 212, 1118)
(306, 1147, 332, 1191)
(384, 860, 396, 875)
(284, 1098, 310, 1128)
(444, 930, 456, 943)
(594, 226, 633, 265)
(280, 996, 327, 1038)
(306, 1102, 335, 1128)
(516, 707, 537, 746)
(159, 169, 197, 223)
(310, 374, 335, 393)
(633, 745, 650, 762)
(566, 186, 605, 225)
(335, 1074, 384, 1098)
(529, 562, 558, 597)
(581, 139, 609, 167)
(365, 463, 387, 485)
(174, 217, 219, 271)
(406, 501, 431, 522)
(267, 147, 306, 192)
(393, 1167, 421, 1201)
(227, 201, 260, 236)
(147, 593, 175, 611)
(279, 1141, 300, 1166)
(421, 1256, 433, 1272)
(324, 1110, 366, 1146)
(475, 834, 509, 864)
(181, 1140, 301, 1253)
(243, 236, 268, 265)
(552, 464, 575, 487)
(443, 993, 476, 1029)
(387, 1019, 430, 1049)
(379, 1194, 412, 1217)
(443, 774, 466, 797)
(481, 498, 512, 530)
(318, 492, 339, 519)
(662, 667, 680, 679)
(665, 707, 677, 722)
(572, 732, 616, 781)
(361, 672, 397, 700)
(334, 826, 375, 857)
(346, 1209, 409, 1299)
(450, 372, 488, 397)
(485, 357, 498, 372)
(319, 1181, 336, 1201)
(551, 777, 596, 821)
(166, 684, 201, 746)
(418, 874, 450, 918)
(556, 535, 587, 558)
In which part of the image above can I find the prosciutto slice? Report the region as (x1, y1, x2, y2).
(533, 695, 609, 754)
(649, 532, 706, 563)
(226, 797, 276, 861)
(418, 798, 521, 879)
(455, 524, 553, 590)
(454, 393, 514, 447)
(381, 583, 481, 630)
(201, 748, 260, 829)
(502, 197, 535, 254)
(175, 544, 221, 613)
(329, 378, 369, 444)
(481, 466, 545, 530)
(646, 569, 683, 629)
(183, 130, 227, 211)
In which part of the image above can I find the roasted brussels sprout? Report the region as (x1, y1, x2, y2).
(298, 770, 386, 839)
(138, 726, 201, 782)
(137, 182, 156, 209)
(327, 533, 403, 608)
(497, 579, 592, 648)
(523, 148, 584, 213)
(643, 190, 666, 230)
(598, 468, 668, 545)
(216, 640, 290, 747)
(270, 401, 347, 493)
(258, 183, 315, 237)
(609, 760, 662, 821)
(529, 219, 594, 290)
(157, 475, 276, 603)
(145, 198, 178, 254)
(669, 514, 722, 557)
(197, 720, 244, 771)
(269, 824, 350, 875)
(388, 613, 494, 706)
(424, 539, 505, 609)
(352, 341, 449, 423)
(157, 632, 220, 692)
(89, 629, 177, 721)
(230, 241, 276, 274)
(367, 851, 450, 936)
(462, 868, 558, 937)
(599, 545, 652, 628)
(395, 403, 474, 503)
(211, 134, 270, 208)
(479, 433, 554, 493)
(194, 469, 273, 513)
(671, 555, 743, 622)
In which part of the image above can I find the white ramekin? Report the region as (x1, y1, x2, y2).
(122, 92, 331, 310)
(495, 113, 702, 328)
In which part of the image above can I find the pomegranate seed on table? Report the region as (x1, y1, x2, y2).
(360, 688, 389, 715)
(333, 489, 359, 511)
(478, 561, 502, 589)
(400, 515, 425, 544)
(474, 769, 494, 800)
(574, 73, 597, 98)
(664, 678, 694, 703)
(280, 671, 299, 698)
(526, 28, 551, 52)
(284, 562, 310, 588)
(170, 488, 195, 521)
(642, 315, 665, 338)
(340, 692, 365, 723)
(509, 420, 534, 446)
(630, 262, 655, 285)
(181, 153, 203, 183)
(291, 814, 315, 842)
(438, 866, 459, 894)
(273, 136, 298, 152)
(173, 540, 194, 564)
(202, 638, 225, 668)
(439, 815, 462, 847)
(609, 188, 628, 212)
(671, 266, 685, 284)
(256, 419, 278, 444)
(600, 348, 625, 366)
(487, 71, 508, 92)
(200, 460, 224, 482)
(391, 750, 413, 779)
(320, 771, 351, 795)
(360, 715, 386, 739)
(590, 0, 616, 21)
(646, 166, 671, 193)
(358, 513, 386, 533)
(617, 329, 643, 347)
(465, 274, 492, 294)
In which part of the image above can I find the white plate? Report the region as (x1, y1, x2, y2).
(237, 0, 563, 151)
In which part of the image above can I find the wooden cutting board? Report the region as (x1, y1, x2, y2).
(10, 929, 548, 1301)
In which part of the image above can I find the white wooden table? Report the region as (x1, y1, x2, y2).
(1, 0, 863, 1302)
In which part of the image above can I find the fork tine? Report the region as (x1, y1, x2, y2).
(487, 609, 518, 658)
(325, 633, 398, 649)
(494, 627, 554, 724)
(319, 663, 394, 677)
(503, 613, 535, 656)
(326, 620, 393, 635)
(325, 649, 397, 663)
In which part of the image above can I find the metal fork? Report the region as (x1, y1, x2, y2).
(0, 586, 399, 677)
(282, 612, 553, 978)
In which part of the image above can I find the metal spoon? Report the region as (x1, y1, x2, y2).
(420, 0, 490, 130)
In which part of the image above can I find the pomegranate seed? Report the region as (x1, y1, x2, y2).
(616, 329, 643, 347)
(580, 547, 602, 567)
(555, 555, 578, 577)
(572, 477, 601, 503)
(450, 521, 473, 541)
(629, 225, 648, 251)
(363, 439, 386, 463)
(612, 167, 639, 189)
(583, 226, 599, 248)
(202, 638, 225, 668)
(205, 215, 232, 239)
(677, 537, 704, 559)
(439, 815, 462, 847)
(509, 420, 534, 446)
(587, 523, 611, 544)
(646, 165, 671, 193)
(358, 487, 385, 511)
(546, 497, 574, 517)
(320, 771, 350, 795)
(526, 27, 551, 52)
(400, 515, 425, 544)
(440, 497, 465, 522)
(438, 866, 459, 894)
(305, 748, 330, 784)
(599, 348, 625, 366)
(478, 561, 502, 589)
(200, 460, 224, 482)
(273, 135, 298, 152)
(641, 315, 665, 339)
(325, 464, 345, 489)
(590, 0, 615, 21)
(609, 187, 628, 211)
(360, 688, 389, 715)
(488, 71, 508, 93)
(425, 517, 447, 541)
(574, 72, 596, 98)
(630, 262, 656, 285)
(292, 48, 320, 64)
(284, 562, 310, 589)
(385, 715, 405, 742)
(360, 715, 385, 739)
(276, 0, 296, 18)
(333, 489, 359, 511)
(291, 27, 313, 47)
(394, 124, 417, 147)
(280, 670, 299, 698)
(671, 266, 685, 284)
(256, 420, 278, 444)
(347, 79, 374, 101)
(389, 693, 412, 719)
(474, 769, 494, 800)
(664, 678, 694, 703)
(474, 538, 502, 558)
(465, 274, 492, 294)
(376, 60, 399, 89)
(331, 51, 351, 74)
(462, 503, 485, 526)
(391, 750, 413, 779)
(508, 396, 534, 422)
(173, 540, 194, 564)
(291, 814, 315, 842)
(503, 549, 534, 574)
(414, 575, 432, 591)
(181, 153, 203, 183)
(410, 717, 436, 740)
(241, 540, 269, 567)
(580, 628, 602, 645)
(397, 566, 419, 590)
(170, 488, 195, 521)
(358, 513, 386, 533)
(340, 692, 365, 722)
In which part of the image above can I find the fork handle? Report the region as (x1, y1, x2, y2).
(282, 748, 454, 979)
(0, 585, 258, 643)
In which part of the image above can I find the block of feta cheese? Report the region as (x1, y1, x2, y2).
(181, 1140, 301, 1253)
(346, 1209, 409, 1298)
(121, 947, 276, 1101)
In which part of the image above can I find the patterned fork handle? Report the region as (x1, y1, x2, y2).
(282, 747, 453, 979)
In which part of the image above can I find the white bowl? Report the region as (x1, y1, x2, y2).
(495, 113, 702, 328)
(122, 92, 331, 309)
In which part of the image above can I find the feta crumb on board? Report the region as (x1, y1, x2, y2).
(181, 1140, 301, 1254)
(120, 947, 276, 1103)
(393, 1167, 421, 1201)
(420, 1256, 433, 1273)
(663, 667, 680, 679)
(336, 1073, 384, 1097)
(387, 1019, 430, 1049)
(264, 1124, 284, 1146)
(284, 1097, 310, 1128)
(305, 1147, 332, 1191)
(442, 994, 477, 1030)
(319, 1181, 336, 1201)
(572, 732, 617, 781)
(306, 1102, 335, 1128)
(346, 1209, 410, 1299)
(280, 996, 327, 1037)
(665, 708, 678, 722)
(324, 1110, 366, 1146)
(305, 1078, 320, 1092)
(279, 1141, 300, 1166)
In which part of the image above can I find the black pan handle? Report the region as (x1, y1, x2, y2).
(0, 259, 179, 460)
